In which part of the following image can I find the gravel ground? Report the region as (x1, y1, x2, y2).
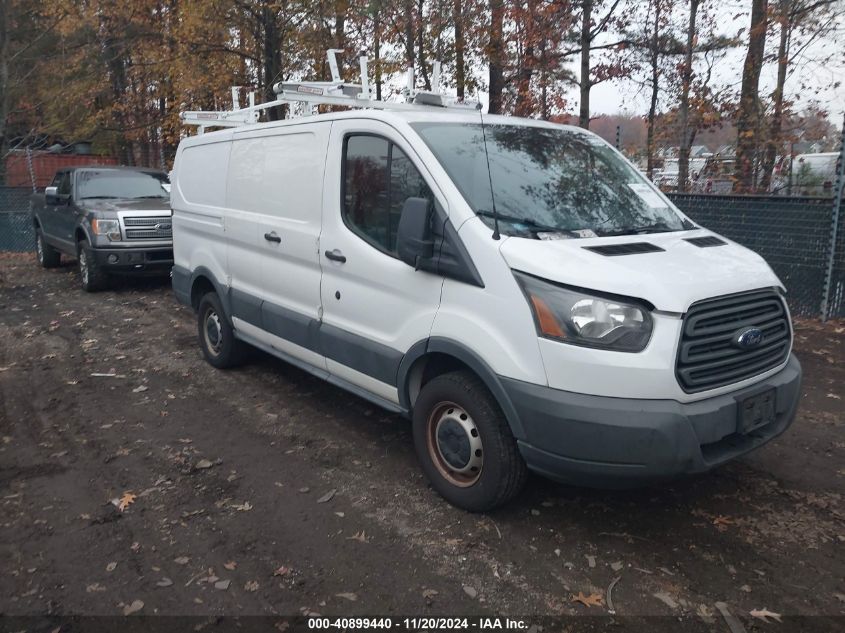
(0, 252, 844, 632)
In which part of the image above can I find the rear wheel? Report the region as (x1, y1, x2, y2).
(78, 240, 109, 292)
(35, 230, 61, 268)
(412, 370, 527, 512)
(197, 292, 247, 369)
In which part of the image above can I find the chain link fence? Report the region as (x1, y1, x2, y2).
(0, 187, 35, 252)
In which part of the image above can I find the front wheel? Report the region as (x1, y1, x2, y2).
(78, 241, 109, 292)
(412, 371, 527, 512)
(197, 292, 247, 369)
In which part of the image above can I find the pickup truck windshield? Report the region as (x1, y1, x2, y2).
(411, 122, 689, 238)
(77, 170, 170, 200)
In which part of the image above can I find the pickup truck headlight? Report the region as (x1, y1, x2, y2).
(91, 219, 121, 241)
(514, 271, 653, 352)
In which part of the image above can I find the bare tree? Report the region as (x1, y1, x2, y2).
(735, 0, 769, 192)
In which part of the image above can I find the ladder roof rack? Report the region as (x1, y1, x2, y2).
(181, 50, 480, 133)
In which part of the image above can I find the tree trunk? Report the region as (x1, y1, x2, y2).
(515, 1, 536, 117)
(0, 0, 9, 185)
(677, 0, 699, 193)
(404, 0, 415, 73)
(735, 0, 768, 192)
(374, 9, 382, 100)
(453, 0, 465, 99)
(335, 1, 346, 79)
(646, 0, 661, 179)
(262, 6, 283, 120)
(578, 0, 592, 129)
(488, 0, 505, 114)
(417, 0, 430, 90)
(760, 0, 791, 192)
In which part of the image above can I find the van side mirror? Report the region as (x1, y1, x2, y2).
(396, 197, 434, 268)
(45, 186, 60, 205)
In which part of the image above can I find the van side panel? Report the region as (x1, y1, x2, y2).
(172, 137, 232, 301)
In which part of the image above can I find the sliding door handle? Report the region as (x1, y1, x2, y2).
(324, 249, 347, 263)
(264, 232, 281, 243)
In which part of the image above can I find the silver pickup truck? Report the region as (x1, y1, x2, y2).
(31, 166, 173, 291)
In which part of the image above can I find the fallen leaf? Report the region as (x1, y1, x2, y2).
(214, 579, 231, 590)
(712, 515, 734, 531)
(156, 577, 173, 587)
(463, 586, 478, 599)
(585, 554, 596, 568)
(117, 492, 136, 512)
(347, 530, 368, 543)
(174, 556, 190, 565)
(224, 561, 237, 571)
(232, 501, 252, 512)
(195, 459, 214, 469)
(336, 592, 358, 601)
(610, 561, 623, 572)
(826, 393, 841, 399)
(317, 489, 336, 504)
(273, 566, 291, 577)
(245, 581, 259, 592)
(653, 592, 679, 610)
(132, 385, 148, 393)
(750, 608, 783, 623)
(123, 599, 144, 615)
(335, 512, 345, 518)
(571, 592, 603, 608)
(298, 487, 310, 493)
(422, 589, 438, 599)
(86, 583, 106, 593)
(106, 562, 117, 572)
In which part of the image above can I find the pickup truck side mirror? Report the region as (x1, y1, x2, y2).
(396, 197, 434, 268)
(45, 186, 60, 205)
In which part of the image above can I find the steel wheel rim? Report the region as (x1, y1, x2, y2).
(203, 308, 223, 356)
(426, 401, 483, 488)
(36, 235, 44, 262)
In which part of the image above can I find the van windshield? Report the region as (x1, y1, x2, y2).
(78, 170, 170, 200)
(411, 122, 691, 238)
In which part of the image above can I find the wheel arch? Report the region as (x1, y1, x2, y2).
(397, 337, 526, 440)
(188, 266, 232, 317)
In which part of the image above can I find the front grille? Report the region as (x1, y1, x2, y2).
(122, 215, 172, 241)
(676, 289, 791, 393)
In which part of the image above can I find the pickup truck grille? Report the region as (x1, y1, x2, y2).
(676, 289, 791, 393)
(122, 216, 172, 241)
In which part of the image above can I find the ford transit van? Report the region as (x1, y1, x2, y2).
(171, 108, 801, 511)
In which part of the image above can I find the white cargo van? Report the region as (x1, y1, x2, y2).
(171, 98, 801, 511)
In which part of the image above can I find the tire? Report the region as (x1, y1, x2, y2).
(412, 370, 528, 512)
(77, 240, 109, 292)
(197, 292, 247, 369)
(35, 230, 61, 268)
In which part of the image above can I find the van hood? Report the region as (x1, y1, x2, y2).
(499, 230, 783, 313)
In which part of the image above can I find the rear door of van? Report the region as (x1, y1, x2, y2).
(318, 119, 445, 404)
(227, 123, 331, 369)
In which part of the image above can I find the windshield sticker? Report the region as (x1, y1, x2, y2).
(628, 183, 668, 209)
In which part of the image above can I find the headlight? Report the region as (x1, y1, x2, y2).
(91, 218, 121, 241)
(514, 271, 653, 352)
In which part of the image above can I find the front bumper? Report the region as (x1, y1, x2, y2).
(503, 354, 802, 487)
(93, 246, 173, 274)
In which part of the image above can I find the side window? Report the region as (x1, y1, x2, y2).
(343, 134, 432, 255)
(57, 172, 71, 196)
(50, 172, 64, 189)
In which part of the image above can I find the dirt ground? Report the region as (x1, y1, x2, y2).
(1, 252, 844, 631)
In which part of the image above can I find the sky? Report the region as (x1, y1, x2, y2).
(587, 1, 845, 120)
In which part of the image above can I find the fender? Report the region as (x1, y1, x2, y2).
(173, 264, 233, 319)
(396, 336, 526, 440)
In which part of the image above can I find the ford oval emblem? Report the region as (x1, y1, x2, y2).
(155, 222, 172, 231)
(734, 327, 764, 350)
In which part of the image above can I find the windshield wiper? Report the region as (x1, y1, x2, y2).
(133, 195, 169, 199)
(80, 196, 122, 200)
(596, 222, 689, 237)
(476, 210, 580, 238)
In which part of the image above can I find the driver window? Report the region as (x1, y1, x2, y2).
(342, 134, 432, 256)
(57, 172, 71, 196)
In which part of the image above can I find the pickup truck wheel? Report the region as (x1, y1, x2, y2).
(197, 292, 247, 369)
(77, 241, 109, 292)
(412, 370, 528, 512)
(36, 230, 61, 268)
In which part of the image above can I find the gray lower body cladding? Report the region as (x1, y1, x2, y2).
(506, 354, 802, 487)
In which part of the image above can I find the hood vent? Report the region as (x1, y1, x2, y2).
(583, 242, 665, 256)
(685, 236, 727, 248)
